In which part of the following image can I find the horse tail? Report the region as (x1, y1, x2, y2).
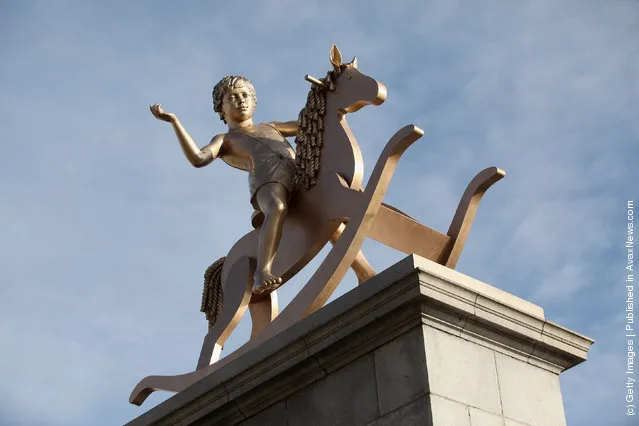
(200, 257, 225, 329)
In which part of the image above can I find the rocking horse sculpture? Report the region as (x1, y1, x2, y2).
(130, 45, 505, 405)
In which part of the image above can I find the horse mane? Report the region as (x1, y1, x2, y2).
(295, 68, 343, 189)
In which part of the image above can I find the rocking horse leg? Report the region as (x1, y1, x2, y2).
(255, 125, 424, 333)
(196, 256, 255, 370)
(330, 223, 376, 284)
(129, 257, 258, 405)
(248, 291, 278, 338)
(181, 125, 424, 375)
(439, 167, 506, 269)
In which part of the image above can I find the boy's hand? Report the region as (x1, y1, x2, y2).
(150, 103, 177, 123)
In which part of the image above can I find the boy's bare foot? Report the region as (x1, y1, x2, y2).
(253, 270, 282, 296)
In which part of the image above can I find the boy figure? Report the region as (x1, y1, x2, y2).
(151, 76, 375, 296)
(151, 76, 297, 296)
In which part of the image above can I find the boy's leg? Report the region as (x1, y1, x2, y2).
(253, 182, 289, 295)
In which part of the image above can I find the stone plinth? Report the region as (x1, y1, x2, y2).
(127, 255, 593, 426)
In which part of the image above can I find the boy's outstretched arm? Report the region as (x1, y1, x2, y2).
(269, 121, 298, 137)
(150, 103, 221, 168)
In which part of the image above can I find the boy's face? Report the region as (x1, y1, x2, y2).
(222, 84, 255, 124)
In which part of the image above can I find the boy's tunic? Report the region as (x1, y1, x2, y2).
(227, 124, 298, 210)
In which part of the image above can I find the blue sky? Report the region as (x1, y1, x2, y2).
(0, 0, 637, 424)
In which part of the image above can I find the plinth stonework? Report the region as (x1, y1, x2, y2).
(127, 255, 593, 426)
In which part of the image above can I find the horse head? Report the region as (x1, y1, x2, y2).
(330, 45, 387, 113)
(306, 45, 387, 114)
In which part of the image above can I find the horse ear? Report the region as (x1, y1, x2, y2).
(351, 56, 358, 69)
(330, 44, 342, 70)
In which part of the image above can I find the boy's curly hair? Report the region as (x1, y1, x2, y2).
(212, 76, 257, 123)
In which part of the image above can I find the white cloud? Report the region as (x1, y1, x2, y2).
(534, 262, 588, 301)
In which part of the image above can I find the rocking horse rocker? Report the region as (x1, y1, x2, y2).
(131, 45, 505, 405)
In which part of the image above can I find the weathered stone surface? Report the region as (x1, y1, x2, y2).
(429, 394, 471, 425)
(504, 418, 531, 426)
(231, 355, 326, 420)
(237, 401, 286, 426)
(367, 396, 431, 426)
(423, 326, 502, 415)
(418, 272, 478, 319)
(495, 353, 566, 425)
(413, 256, 544, 319)
(188, 401, 244, 426)
(311, 298, 421, 376)
(286, 353, 378, 426)
(127, 255, 593, 426)
(164, 385, 234, 426)
(374, 326, 429, 416)
(473, 294, 546, 345)
(469, 407, 505, 426)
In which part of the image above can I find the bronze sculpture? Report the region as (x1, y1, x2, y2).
(151, 75, 375, 296)
(131, 45, 504, 405)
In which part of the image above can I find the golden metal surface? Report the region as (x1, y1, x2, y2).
(130, 45, 504, 405)
(151, 71, 372, 295)
(304, 74, 329, 90)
